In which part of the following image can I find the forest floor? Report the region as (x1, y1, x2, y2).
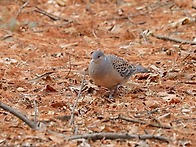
(0, 0, 195, 146)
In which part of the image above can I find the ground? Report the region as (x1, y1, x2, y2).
(0, 0, 195, 146)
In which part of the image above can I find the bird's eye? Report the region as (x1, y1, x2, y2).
(97, 55, 100, 58)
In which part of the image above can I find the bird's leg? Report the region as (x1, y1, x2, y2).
(109, 84, 120, 99)
(115, 84, 121, 94)
(109, 89, 114, 99)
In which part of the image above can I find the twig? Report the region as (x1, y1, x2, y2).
(144, 129, 150, 134)
(33, 28, 49, 33)
(147, 110, 161, 124)
(183, 53, 191, 61)
(140, 30, 150, 44)
(127, 16, 147, 25)
(47, 130, 67, 138)
(65, 56, 71, 79)
(17, 1, 29, 18)
(0, 139, 6, 144)
(69, 73, 86, 125)
(120, 115, 171, 129)
(118, 115, 146, 124)
(158, 113, 171, 120)
(175, 107, 183, 116)
(74, 125, 79, 135)
(47, 129, 178, 143)
(58, 69, 88, 75)
(68, 132, 173, 142)
(34, 6, 68, 21)
(135, 108, 159, 118)
(58, 20, 73, 28)
(45, 126, 185, 145)
(148, 123, 172, 129)
(45, 129, 186, 146)
(1, 33, 13, 40)
(60, 42, 78, 49)
(102, 116, 119, 122)
(103, 114, 172, 129)
(152, 34, 196, 45)
(184, 81, 196, 84)
(33, 100, 37, 124)
(92, 30, 99, 39)
(0, 102, 45, 130)
(27, 71, 54, 83)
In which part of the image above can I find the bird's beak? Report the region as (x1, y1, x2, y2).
(91, 59, 98, 64)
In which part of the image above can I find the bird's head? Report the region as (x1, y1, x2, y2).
(91, 50, 106, 64)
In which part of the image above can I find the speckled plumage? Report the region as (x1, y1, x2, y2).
(107, 55, 134, 78)
(88, 50, 149, 98)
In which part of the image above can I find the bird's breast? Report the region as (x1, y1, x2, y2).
(89, 62, 126, 89)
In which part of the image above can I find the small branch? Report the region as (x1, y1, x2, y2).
(103, 114, 145, 124)
(58, 20, 73, 28)
(102, 116, 119, 122)
(74, 125, 79, 135)
(17, 1, 29, 18)
(33, 99, 37, 124)
(47, 130, 67, 138)
(184, 81, 196, 84)
(183, 53, 191, 61)
(0, 102, 45, 130)
(147, 110, 161, 124)
(103, 114, 172, 129)
(27, 71, 54, 83)
(1, 33, 13, 41)
(68, 132, 173, 142)
(148, 123, 172, 129)
(92, 30, 99, 39)
(69, 73, 86, 125)
(144, 129, 150, 134)
(34, 6, 68, 21)
(46, 129, 187, 146)
(120, 115, 172, 129)
(65, 56, 72, 79)
(175, 107, 183, 116)
(118, 115, 146, 124)
(152, 34, 196, 45)
(46, 127, 186, 145)
(158, 113, 171, 120)
(134, 108, 160, 118)
(140, 29, 150, 44)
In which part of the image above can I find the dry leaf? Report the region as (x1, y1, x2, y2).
(48, 134, 64, 144)
(46, 85, 57, 92)
(17, 87, 27, 92)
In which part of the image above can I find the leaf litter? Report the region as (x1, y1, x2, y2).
(0, 0, 195, 146)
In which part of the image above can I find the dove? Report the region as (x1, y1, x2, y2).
(88, 50, 150, 98)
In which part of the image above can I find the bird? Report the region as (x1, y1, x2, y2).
(88, 50, 150, 98)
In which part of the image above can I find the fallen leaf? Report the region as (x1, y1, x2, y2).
(17, 87, 27, 92)
(46, 85, 57, 92)
(48, 134, 64, 144)
(51, 102, 67, 108)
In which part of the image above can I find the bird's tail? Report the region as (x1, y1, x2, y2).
(130, 64, 151, 74)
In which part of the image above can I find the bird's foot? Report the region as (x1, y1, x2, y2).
(109, 85, 121, 98)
